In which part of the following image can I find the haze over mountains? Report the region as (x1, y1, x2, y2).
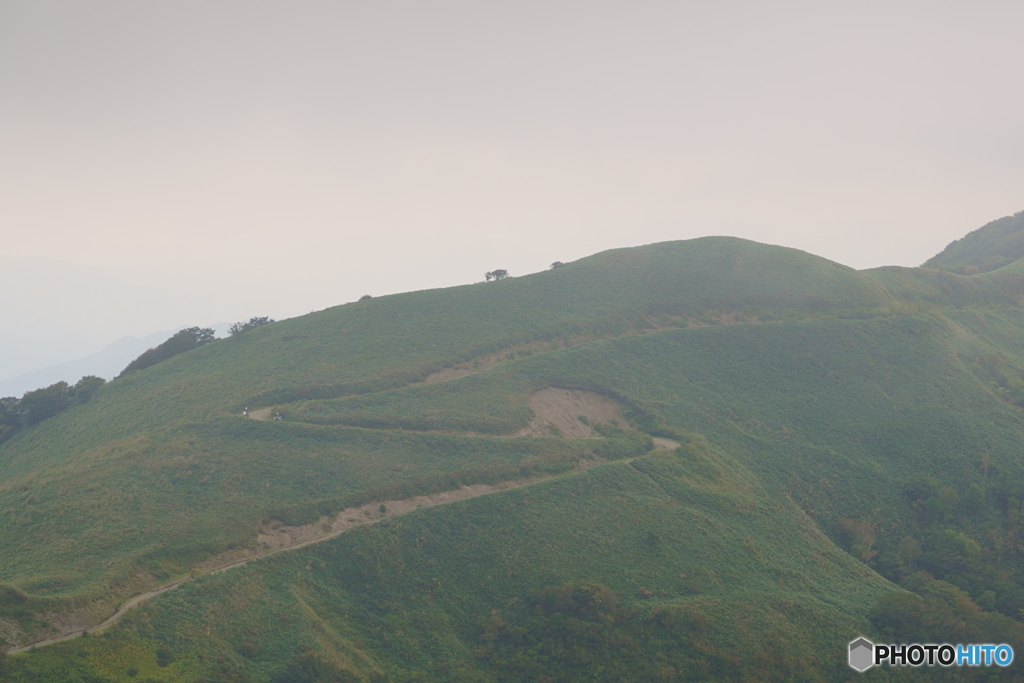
(0, 325, 237, 398)
(0, 243, 556, 386)
(0, 250, 311, 391)
(0, 329, 173, 394)
(8, 209, 1024, 392)
(0, 252, 250, 395)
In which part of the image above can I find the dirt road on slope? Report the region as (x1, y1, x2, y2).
(10, 479, 551, 653)
(9, 435, 678, 655)
(8, 576, 192, 654)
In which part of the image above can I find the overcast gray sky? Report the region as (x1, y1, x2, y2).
(2, 1, 1023, 353)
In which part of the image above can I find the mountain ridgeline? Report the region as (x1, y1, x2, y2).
(4, 217, 1024, 681)
(924, 210, 1024, 274)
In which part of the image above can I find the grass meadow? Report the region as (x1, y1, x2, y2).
(6, 235, 1024, 679)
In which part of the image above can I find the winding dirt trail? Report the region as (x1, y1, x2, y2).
(9, 577, 194, 654)
(9, 439, 679, 655)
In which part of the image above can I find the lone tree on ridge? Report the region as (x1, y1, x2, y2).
(485, 269, 510, 281)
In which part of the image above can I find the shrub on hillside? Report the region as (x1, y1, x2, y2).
(228, 316, 274, 336)
(19, 381, 72, 425)
(0, 375, 109, 440)
(71, 375, 106, 402)
(0, 397, 20, 441)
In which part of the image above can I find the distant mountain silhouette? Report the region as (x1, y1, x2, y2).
(0, 323, 230, 397)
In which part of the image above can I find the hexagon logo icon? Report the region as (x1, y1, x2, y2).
(849, 637, 874, 672)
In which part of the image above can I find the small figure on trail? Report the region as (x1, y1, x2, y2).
(274, 412, 282, 421)
(243, 406, 250, 418)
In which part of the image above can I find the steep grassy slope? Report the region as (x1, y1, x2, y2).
(286, 311, 1024, 555)
(923, 210, 1024, 274)
(5, 441, 894, 683)
(7, 230, 1024, 680)
(0, 424, 599, 600)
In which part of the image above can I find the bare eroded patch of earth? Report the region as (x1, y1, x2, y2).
(516, 388, 628, 437)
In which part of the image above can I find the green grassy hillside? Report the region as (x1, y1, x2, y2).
(6, 230, 1024, 680)
(0, 238, 897, 607)
(288, 311, 1024, 529)
(278, 310, 1024, 620)
(5, 440, 894, 683)
(923, 210, 1024, 274)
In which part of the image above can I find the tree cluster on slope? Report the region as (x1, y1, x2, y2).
(118, 326, 217, 377)
(844, 470, 1024, 667)
(0, 375, 107, 443)
(228, 316, 274, 335)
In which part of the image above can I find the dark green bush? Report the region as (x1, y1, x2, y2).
(119, 327, 216, 377)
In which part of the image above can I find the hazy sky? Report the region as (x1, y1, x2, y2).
(2, 1, 1023, 349)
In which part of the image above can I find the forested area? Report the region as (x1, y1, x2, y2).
(0, 375, 105, 443)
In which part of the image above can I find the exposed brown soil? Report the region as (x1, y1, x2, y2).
(516, 388, 628, 437)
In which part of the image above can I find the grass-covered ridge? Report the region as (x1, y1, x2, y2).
(923, 210, 1024, 274)
(0, 237, 904, 606)
(8, 227, 1024, 679)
